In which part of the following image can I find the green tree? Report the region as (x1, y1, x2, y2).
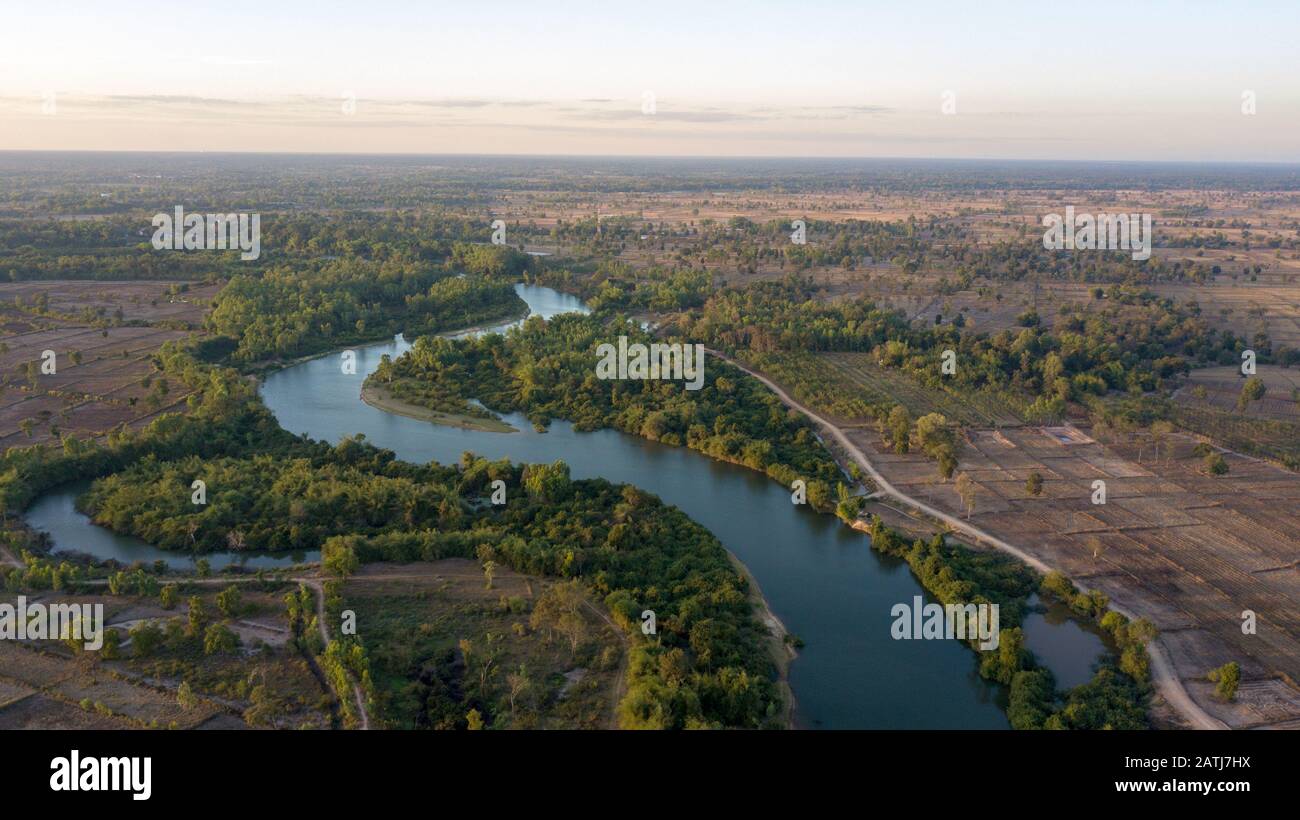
(1025, 472, 1044, 496)
(187, 596, 206, 637)
(887, 405, 911, 454)
(522, 460, 572, 503)
(177, 680, 198, 710)
(216, 585, 242, 618)
(466, 708, 484, 730)
(1208, 661, 1241, 701)
(203, 622, 239, 655)
(1204, 452, 1229, 475)
(129, 622, 163, 658)
(1237, 377, 1266, 411)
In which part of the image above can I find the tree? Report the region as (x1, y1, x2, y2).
(1208, 661, 1241, 701)
(1085, 535, 1106, 562)
(160, 584, 178, 610)
(886, 405, 911, 454)
(1237, 377, 1266, 411)
(216, 585, 242, 618)
(203, 622, 239, 655)
(1204, 452, 1229, 476)
(914, 412, 948, 451)
(506, 665, 531, 714)
(1025, 472, 1044, 496)
(482, 559, 498, 590)
(935, 447, 958, 480)
(522, 460, 572, 502)
(187, 596, 206, 637)
(530, 580, 586, 654)
(322, 538, 359, 579)
(465, 708, 484, 730)
(177, 680, 198, 710)
(955, 473, 977, 518)
(129, 622, 163, 657)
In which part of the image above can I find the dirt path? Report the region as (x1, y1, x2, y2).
(72, 571, 372, 729)
(709, 349, 1226, 731)
(578, 600, 630, 729)
(296, 577, 370, 731)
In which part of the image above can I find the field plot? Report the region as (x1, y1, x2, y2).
(847, 423, 1300, 728)
(825, 353, 1025, 426)
(742, 349, 1023, 427)
(1168, 405, 1300, 471)
(1177, 365, 1300, 420)
(0, 280, 208, 447)
(0, 280, 222, 327)
(345, 559, 624, 730)
(1154, 279, 1300, 353)
(0, 587, 332, 730)
(0, 640, 224, 729)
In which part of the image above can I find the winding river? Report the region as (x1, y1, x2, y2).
(29, 283, 1109, 728)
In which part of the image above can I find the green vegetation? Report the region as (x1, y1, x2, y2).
(18, 400, 785, 727)
(369, 313, 844, 510)
(867, 518, 1152, 729)
(349, 574, 622, 729)
(208, 265, 525, 362)
(1207, 661, 1241, 701)
(685, 278, 1245, 402)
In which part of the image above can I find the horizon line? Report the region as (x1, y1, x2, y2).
(3, 148, 1300, 168)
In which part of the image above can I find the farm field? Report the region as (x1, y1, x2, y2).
(1176, 364, 1300, 420)
(740, 349, 1024, 427)
(0, 585, 333, 730)
(844, 422, 1300, 729)
(0, 280, 217, 447)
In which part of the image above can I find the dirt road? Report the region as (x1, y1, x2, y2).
(709, 349, 1226, 731)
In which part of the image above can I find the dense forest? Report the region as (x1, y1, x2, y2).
(369, 312, 845, 509)
(207, 264, 525, 362)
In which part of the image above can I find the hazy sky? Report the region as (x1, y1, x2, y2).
(1, 0, 1297, 160)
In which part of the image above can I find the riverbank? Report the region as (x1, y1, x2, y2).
(710, 349, 1225, 731)
(240, 303, 531, 378)
(725, 552, 797, 729)
(360, 385, 518, 433)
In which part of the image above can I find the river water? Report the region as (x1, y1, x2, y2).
(28, 283, 1109, 728)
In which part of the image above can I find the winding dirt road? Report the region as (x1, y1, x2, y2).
(709, 350, 1226, 731)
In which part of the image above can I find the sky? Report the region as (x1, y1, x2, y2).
(1, 0, 1297, 160)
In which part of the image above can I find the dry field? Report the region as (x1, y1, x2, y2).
(0, 280, 220, 447)
(846, 423, 1300, 729)
(492, 187, 1300, 353)
(1176, 365, 1300, 420)
(0, 280, 221, 327)
(0, 586, 333, 730)
(0, 635, 228, 729)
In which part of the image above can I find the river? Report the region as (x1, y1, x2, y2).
(29, 283, 1109, 728)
